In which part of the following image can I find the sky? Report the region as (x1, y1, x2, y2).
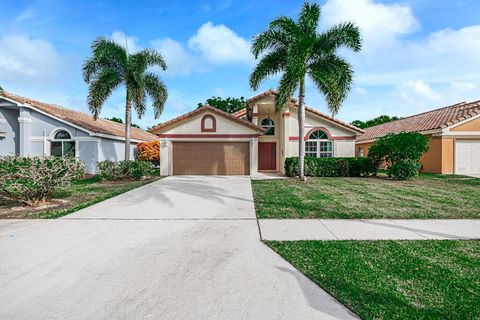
(1, 0, 479, 129)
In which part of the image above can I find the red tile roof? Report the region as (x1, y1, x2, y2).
(149, 105, 264, 134)
(2, 92, 158, 141)
(357, 100, 480, 142)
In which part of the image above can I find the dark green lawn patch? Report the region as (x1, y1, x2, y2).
(266, 240, 480, 320)
(252, 174, 480, 219)
(0, 175, 161, 219)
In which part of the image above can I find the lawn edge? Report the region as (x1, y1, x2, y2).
(262, 239, 361, 319)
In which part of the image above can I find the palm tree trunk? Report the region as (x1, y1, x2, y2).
(298, 77, 306, 181)
(124, 94, 132, 161)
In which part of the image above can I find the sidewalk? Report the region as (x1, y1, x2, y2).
(259, 219, 480, 240)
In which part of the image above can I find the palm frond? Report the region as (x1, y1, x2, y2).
(315, 22, 362, 54)
(270, 16, 300, 36)
(129, 48, 167, 72)
(145, 73, 168, 119)
(249, 49, 287, 90)
(251, 29, 289, 58)
(298, 2, 321, 34)
(83, 37, 127, 83)
(86, 68, 122, 119)
(308, 55, 353, 115)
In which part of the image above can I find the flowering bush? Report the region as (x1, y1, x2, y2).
(0, 156, 85, 206)
(137, 140, 160, 165)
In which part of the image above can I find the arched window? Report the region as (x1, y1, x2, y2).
(201, 114, 216, 132)
(51, 130, 75, 157)
(261, 118, 275, 135)
(305, 130, 333, 158)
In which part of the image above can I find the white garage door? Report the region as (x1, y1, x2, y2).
(455, 140, 480, 175)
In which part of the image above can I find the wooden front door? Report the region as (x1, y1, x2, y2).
(258, 142, 276, 170)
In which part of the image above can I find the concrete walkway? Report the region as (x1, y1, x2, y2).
(260, 219, 480, 241)
(0, 176, 356, 320)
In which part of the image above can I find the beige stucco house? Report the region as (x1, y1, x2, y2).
(150, 90, 363, 176)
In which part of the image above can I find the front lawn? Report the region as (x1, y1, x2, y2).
(267, 240, 480, 320)
(0, 175, 161, 219)
(252, 174, 480, 219)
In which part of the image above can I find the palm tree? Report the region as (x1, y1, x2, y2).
(83, 38, 168, 161)
(249, 2, 361, 180)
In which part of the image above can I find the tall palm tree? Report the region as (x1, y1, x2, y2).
(83, 38, 168, 161)
(250, 2, 361, 180)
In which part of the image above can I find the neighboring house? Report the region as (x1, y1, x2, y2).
(150, 90, 363, 176)
(0, 92, 157, 174)
(356, 100, 480, 176)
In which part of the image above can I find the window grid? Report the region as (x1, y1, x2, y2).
(305, 130, 333, 158)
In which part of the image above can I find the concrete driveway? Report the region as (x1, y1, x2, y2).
(0, 176, 355, 320)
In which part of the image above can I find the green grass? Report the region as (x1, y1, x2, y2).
(0, 175, 161, 219)
(266, 240, 480, 320)
(252, 173, 480, 219)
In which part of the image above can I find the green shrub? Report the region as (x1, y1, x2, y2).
(389, 159, 422, 180)
(0, 156, 85, 206)
(284, 157, 377, 178)
(368, 132, 429, 180)
(97, 160, 153, 181)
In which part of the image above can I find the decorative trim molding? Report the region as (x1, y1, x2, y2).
(282, 112, 290, 117)
(157, 134, 261, 138)
(289, 127, 356, 141)
(201, 114, 216, 132)
(17, 117, 32, 124)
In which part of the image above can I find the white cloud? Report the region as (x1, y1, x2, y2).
(150, 38, 197, 76)
(188, 22, 252, 64)
(322, 0, 418, 50)
(395, 80, 441, 104)
(451, 81, 476, 92)
(0, 34, 63, 85)
(111, 31, 142, 53)
(13, 8, 37, 25)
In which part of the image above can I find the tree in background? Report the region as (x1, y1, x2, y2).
(0, 86, 4, 94)
(351, 115, 400, 129)
(106, 116, 141, 129)
(83, 37, 168, 161)
(197, 96, 246, 114)
(249, 2, 362, 180)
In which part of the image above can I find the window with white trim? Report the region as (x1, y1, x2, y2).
(51, 130, 75, 157)
(261, 118, 275, 135)
(305, 130, 333, 158)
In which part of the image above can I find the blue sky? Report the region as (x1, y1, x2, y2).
(1, 0, 479, 129)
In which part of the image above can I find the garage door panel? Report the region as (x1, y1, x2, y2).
(455, 140, 480, 175)
(173, 142, 249, 175)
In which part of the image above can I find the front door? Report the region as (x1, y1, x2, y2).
(258, 142, 276, 170)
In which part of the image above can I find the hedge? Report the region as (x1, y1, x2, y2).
(97, 160, 154, 181)
(284, 156, 377, 178)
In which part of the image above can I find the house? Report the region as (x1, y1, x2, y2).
(0, 92, 157, 174)
(356, 100, 480, 176)
(150, 90, 363, 176)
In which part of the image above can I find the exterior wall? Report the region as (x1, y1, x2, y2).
(79, 141, 98, 174)
(355, 142, 374, 157)
(441, 138, 455, 174)
(97, 139, 136, 162)
(333, 140, 356, 157)
(420, 136, 442, 173)
(0, 107, 19, 155)
(30, 110, 89, 138)
(450, 117, 480, 132)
